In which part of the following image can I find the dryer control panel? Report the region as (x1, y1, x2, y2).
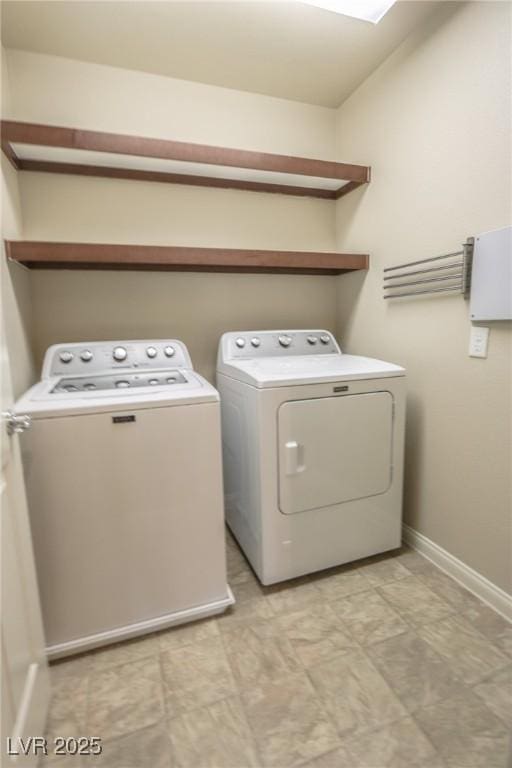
(221, 330, 341, 359)
(43, 340, 193, 379)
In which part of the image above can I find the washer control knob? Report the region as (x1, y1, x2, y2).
(149, 378, 159, 385)
(113, 346, 128, 362)
(80, 349, 93, 362)
(278, 335, 292, 348)
(235, 337, 246, 349)
(320, 334, 330, 345)
(115, 380, 130, 388)
(164, 346, 175, 358)
(146, 346, 157, 359)
(59, 351, 74, 364)
(251, 337, 261, 348)
(307, 336, 318, 345)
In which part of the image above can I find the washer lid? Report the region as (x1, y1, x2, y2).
(217, 354, 405, 388)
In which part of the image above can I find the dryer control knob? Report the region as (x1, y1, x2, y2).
(307, 336, 318, 345)
(278, 335, 292, 348)
(320, 335, 330, 345)
(113, 346, 128, 362)
(80, 350, 93, 362)
(235, 338, 246, 348)
(59, 351, 74, 364)
(250, 337, 261, 347)
(146, 346, 157, 359)
(164, 346, 175, 357)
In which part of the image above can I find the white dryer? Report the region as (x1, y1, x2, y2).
(217, 330, 406, 585)
(15, 339, 234, 658)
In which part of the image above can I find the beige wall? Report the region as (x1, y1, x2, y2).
(5, 48, 335, 157)
(335, 2, 512, 592)
(5, 49, 338, 382)
(1, 48, 36, 398)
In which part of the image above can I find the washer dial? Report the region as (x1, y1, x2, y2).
(113, 346, 128, 362)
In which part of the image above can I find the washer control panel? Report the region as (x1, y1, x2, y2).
(44, 340, 193, 379)
(223, 330, 341, 359)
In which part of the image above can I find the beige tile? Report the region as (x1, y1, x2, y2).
(225, 527, 240, 551)
(161, 637, 236, 715)
(315, 566, 373, 601)
(277, 604, 356, 667)
(242, 672, 340, 767)
(157, 618, 219, 653)
(415, 690, 509, 767)
(300, 747, 353, 767)
(89, 634, 159, 672)
(50, 654, 91, 682)
(462, 603, 512, 658)
(344, 716, 445, 767)
(46, 660, 90, 742)
(418, 614, 509, 685)
(367, 630, 465, 713)
(217, 594, 275, 632)
(222, 620, 301, 687)
(390, 547, 434, 575)
(308, 648, 406, 737)
(43, 755, 84, 768)
(378, 576, 455, 627)
(169, 696, 259, 768)
(87, 657, 164, 741)
(94, 723, 172, 768)
(265, 579, 323, 613)
(231, 574, 265, 603)
(417, 568, 480, 612)
(332, 589, 408, 646)
(473, 665, 512, 725)
(358, 556, 413, 586)
(226, 544, 254, 586)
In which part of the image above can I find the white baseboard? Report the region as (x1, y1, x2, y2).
(403, 524, 512, 623)
(47, 586, 235, 659)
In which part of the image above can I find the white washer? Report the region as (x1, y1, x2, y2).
(217, 330, 406, 585)
(15, 339, 234, 658)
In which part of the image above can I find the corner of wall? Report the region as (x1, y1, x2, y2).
(1, 47, 37, 397)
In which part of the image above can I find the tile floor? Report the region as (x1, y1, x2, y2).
(43, 531, 511, 768)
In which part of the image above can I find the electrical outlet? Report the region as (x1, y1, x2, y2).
(469, 325, 490, 358)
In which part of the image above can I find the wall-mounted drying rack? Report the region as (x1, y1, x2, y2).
(383, 239, 474, 300)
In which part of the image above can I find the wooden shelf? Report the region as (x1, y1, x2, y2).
(5, 241, 369, 275)
(1, 121, 370, 200)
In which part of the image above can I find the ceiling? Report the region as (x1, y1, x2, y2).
(0, 1, 441, 108)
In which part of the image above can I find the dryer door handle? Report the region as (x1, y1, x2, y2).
(284, 441, 306, 475)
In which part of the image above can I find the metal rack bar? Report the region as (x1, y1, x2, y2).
(385, 273, 463, 291)
(383, 261, 463, 280)
(384, 284, 463, 299)
(384, 250, 464, 273)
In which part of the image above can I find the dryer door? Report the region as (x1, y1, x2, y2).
(278, 392, 393, 515)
